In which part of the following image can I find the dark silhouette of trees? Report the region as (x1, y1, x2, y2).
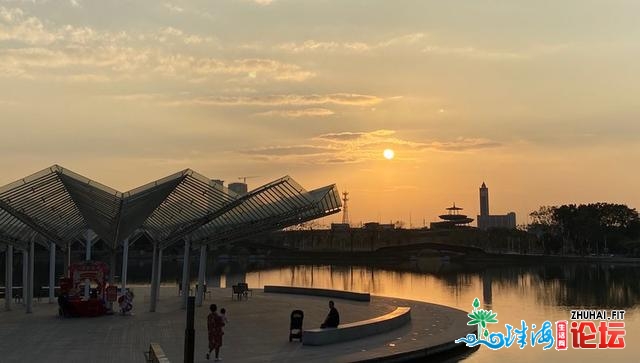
(529, 203, 640, 255)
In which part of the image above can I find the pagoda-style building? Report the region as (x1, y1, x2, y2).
(430, 203, 474, 229)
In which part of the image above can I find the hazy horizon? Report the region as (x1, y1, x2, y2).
(1, 0, 639, 226)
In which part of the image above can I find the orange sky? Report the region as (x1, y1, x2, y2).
(1, 1, 639, 226)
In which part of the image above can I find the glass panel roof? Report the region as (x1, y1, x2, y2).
(0, 165, 341, 250)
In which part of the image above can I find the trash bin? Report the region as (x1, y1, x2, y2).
(289, 310, 304, 342)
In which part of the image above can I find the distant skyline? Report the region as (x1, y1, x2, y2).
(1, 0, 639, 226)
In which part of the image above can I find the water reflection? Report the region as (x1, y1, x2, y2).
(115, 258, 640, 312)
(126, 258, 640, 311)
(127, 259, 639, 362)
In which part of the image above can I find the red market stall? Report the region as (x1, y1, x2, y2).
(59, 261, 113, 317)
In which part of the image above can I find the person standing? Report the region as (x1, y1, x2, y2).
(207, 304, 225, 361)
(321, 300, 340, 328)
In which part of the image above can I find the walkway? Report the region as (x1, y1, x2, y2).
(0, 286, 474, 362)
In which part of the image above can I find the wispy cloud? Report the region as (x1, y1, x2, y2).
(276, 33, 426, 53)
(253, 108, 335, 117)
(315, 130, 396, 142)
(242, 145, 333, 156)
(0, 46, 312, 83)
(240, 129, 503, 164)
(421, 45, 524, 60)
(162, 93, 382, 107)
(273, 32, 525, 61)
(251, 0, 275, 5)
(0, 7, 309, 83)
(424, 137, 502, 151)
(163, 3, 183, 13)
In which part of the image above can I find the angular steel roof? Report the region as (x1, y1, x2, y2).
(0, 165, 341, 250)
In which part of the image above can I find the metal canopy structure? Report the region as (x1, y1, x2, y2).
(184, 181, 342, 249)
(0, 165, 341, 250)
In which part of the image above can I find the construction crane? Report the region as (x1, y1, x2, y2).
(238, 176, 260, 183)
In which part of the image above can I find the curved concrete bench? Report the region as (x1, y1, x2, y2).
(263, 285, 370, 302)
(145, 342, 170, 363)
(302, 306, 411, 346)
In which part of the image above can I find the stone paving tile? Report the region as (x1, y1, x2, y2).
(0, 285, 472, 362)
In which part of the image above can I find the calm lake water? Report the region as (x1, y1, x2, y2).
(185, 260, 640, 363)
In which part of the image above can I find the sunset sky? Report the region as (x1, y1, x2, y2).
(1, 0, 639, 226)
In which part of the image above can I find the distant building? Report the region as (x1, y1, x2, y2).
(430, 203, 474, 229)
(228, 182, 248, 196)
(380, 223, 395, 230)
(362, 222, 394, 231)
(476, 182, 516, 230)
(331, 223, 350, 231)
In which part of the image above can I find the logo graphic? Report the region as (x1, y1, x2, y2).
(466, 297, 498, 340)
(455, 298, 625, 350)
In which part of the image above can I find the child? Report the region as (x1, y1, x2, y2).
(220, 308, 229, 324)
(118, 289, 134, 315)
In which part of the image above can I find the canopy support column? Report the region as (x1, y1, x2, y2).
(84, 231, 92, 300)
(181, 239, 191, 310)
(149, 243, 159, 312)
(64, 242, 71, 277)
(156, 248, 163, 302)
(120, 238, 129, 294)
(4, 245, 12, 311)
(26, 241, 34, 314)
(196, 245, 207, 307)
(48, 242, 56, 303)
(22, 249, 27, 306)
(109, 250, 116, 285)
(108, 249, 117, 311)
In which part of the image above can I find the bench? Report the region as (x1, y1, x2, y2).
(263, 285, 370, 302)
(0, 287, 24, 304)
(144, 342, 170, 363)
(302, 306, 411, 346)
(231, 285, 245, 300)
(237, 282, 252, 297)
(191, 284, 212, 300)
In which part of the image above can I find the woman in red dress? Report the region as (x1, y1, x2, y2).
(207, 304, 225, 361)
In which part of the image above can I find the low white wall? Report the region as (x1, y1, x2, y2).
(263, 285, 370, 301)
(302, 306, 411, 346)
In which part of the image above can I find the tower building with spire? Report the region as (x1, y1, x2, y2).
(477, 182, 516, 230)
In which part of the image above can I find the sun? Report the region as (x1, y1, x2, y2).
(383, 149, 395, 160)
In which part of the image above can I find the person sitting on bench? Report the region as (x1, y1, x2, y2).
(320, 300, 340, 328)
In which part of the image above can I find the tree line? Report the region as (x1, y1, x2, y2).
(529, 203, 640, 255)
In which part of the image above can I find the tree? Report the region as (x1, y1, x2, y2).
(528, 203, 639, 255)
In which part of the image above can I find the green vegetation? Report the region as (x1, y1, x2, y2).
(529, 203, 640, 256)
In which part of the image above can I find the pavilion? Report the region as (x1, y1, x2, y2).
(0, 165, 341, 313)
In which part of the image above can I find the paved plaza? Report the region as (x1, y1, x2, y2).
(0, 286, 474, 362)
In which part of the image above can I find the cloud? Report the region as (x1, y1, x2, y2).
(241, 145, 333, 156)
(164, 93, 382, 107)
(1, 8, 310, 83)
(163, 3, 183, 13)
(272, 32, 524, 61)
(422, 45, 524, 60)
(424, 137, 502, 151)
(0, 6, 59, 44)
(253, 108, 335, 117)
(240, 129, 503, 165)
(112, 93, 164, 102)
(149, 27, 216, 45)
(315, 130, 395, 142)
(0, 46, 313, 82)
(275, 33, 426, 54)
